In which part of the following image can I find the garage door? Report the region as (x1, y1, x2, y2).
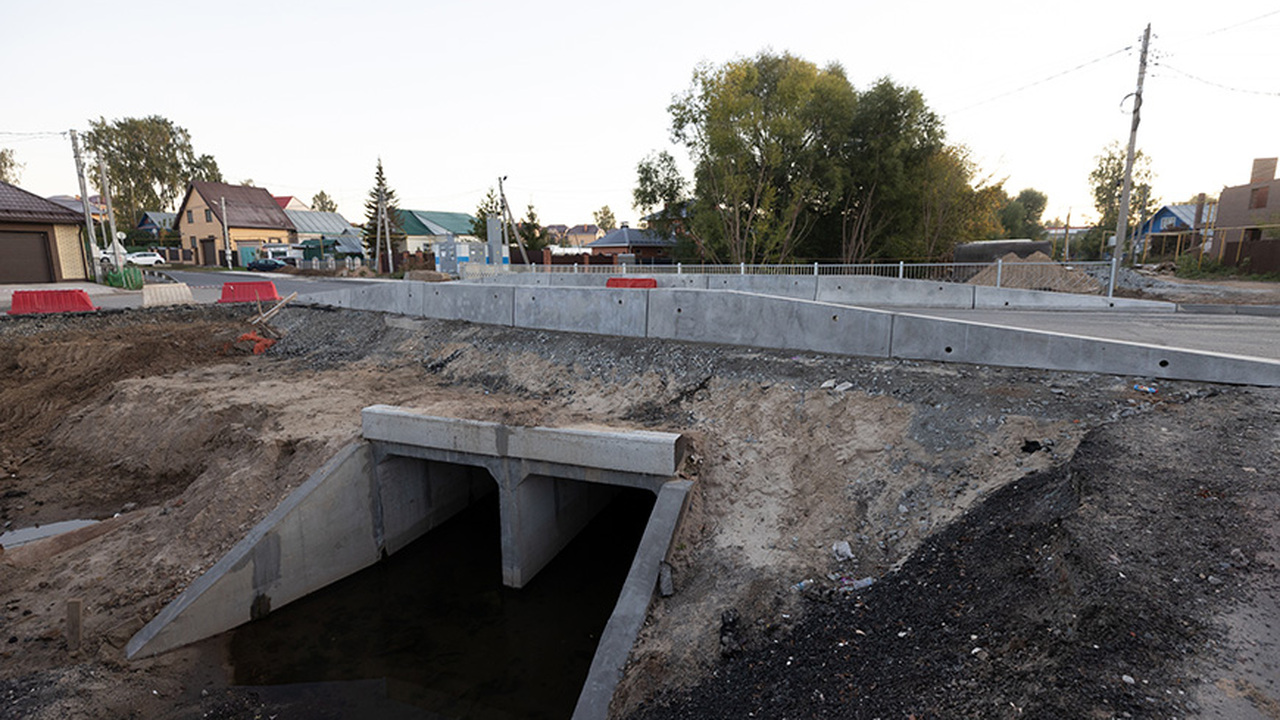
(0, 232, 54, 283)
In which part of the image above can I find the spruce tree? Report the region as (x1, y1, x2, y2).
(362, 159, 405, 261)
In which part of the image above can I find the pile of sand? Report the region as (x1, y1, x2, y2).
(967, 251, 1101, 294)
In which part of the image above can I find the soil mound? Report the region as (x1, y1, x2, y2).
(968, 251, 1102, 294)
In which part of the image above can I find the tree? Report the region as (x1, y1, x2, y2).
(470, 187, 512, 241)
(633, 149, 691, 248)
(361, 159, 405, 262)
(996, 188, 1048, 239)
(670, 51, 856, 263)
(1089, 141, 1156, 255)
(0, 148, 22, 184)
(517, 203, 550, 253)
(914, 146, 1005, 259)
(84, 116, 221, 226)
(593, 206, 617, 232)
(311, 191, 338, 213)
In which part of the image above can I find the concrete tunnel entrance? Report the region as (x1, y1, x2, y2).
(126, 406, 691, 719)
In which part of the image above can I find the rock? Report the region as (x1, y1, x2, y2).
(820, 379, 837, 389)
(121, 502, 137, 513)
(850, 576, 875, 590)
(658, 562, 675, 597)
(834, 382, 854, 392)
(719, 609, 744, 657)
(1122, 674, 1136, 685)
(831, 540, 854, 561)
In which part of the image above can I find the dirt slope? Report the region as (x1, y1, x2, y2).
(0, 306, 1275, 719)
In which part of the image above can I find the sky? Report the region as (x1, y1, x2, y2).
(3, 0, 1278, 233)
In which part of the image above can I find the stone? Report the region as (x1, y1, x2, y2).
(834, 382, 854, 392)
(658, 562, 674, 597)
(831, 540, 853, 562)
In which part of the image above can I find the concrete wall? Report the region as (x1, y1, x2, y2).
(514, 287, 649, 338)
(816, 275, 974, 308)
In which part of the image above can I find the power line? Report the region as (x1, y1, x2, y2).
(1196, 8, 1280, 39)
(949, 45, 1133, 114)
(1155, 63, 1280, 97)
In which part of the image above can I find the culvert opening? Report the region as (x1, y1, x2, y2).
(228, 485, 657, 719)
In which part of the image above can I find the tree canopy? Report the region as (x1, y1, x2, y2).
(593, 205, 617, 232)
(84, 116, 221, 226)
(996, 188, 1048, 240)
(362, 159, 405, 259)
(1089, 141, 1156, 244)
(645, 52, 1000, 263)
(470, 187, 515, 242)
(310, 190, 338, 213)
(0, 148, 21, 184)
(518, 203, 550, 253)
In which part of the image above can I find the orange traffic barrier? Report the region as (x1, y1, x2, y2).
(6, 289, 98, 315)
(605, 277, 658, 289)
(216, 281, 281, 304)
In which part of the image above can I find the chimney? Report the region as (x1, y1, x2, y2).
(1250, 158, 1277, 184)
(620, 221, 629, 229)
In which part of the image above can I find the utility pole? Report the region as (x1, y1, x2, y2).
(382, 190, 395, 273)
(97, 159, 122, 270)
(1062, 209, 1072, 262)
(498, 176, 530, 265)
(374, 188, 384, 273)
(221, 197, 232, 269)
(69, 130, 102, 282)
(1115, 23, 1151, 265)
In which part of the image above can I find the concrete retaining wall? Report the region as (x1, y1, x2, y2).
(815, 275, 974, 308)
(972, 285, 1173, 311)
(514, 287, 649, 338)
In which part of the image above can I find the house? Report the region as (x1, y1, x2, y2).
(584, 223, 675, 262)
(175, 181, 295, 266)
(47, 194, 107, 222)
(395, 209, 478, 253)
(565, 223, 603, 247)
(1, 182, 91, 283)
(137, 211, 177, 237)
(274, 196, 310, 211)
(1135, 202, 1217, 259)
(284, 209, 365, 257)
(544, 224, 568, 244)
(1214, 158, 1280, 272)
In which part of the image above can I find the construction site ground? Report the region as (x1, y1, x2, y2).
(0, 296, 1277, 719)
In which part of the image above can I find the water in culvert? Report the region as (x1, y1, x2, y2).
(229, 487, 656, 719)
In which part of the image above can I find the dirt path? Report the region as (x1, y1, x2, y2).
(0, 306, 1276, 719)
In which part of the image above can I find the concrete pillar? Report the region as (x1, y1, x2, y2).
(374, 456, 494, 556)
(500, 470, 620, 588)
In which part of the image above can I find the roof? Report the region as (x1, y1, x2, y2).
(0, 182, 86, 224)
(585, 226, 675, 249)
(47, 195, 106, 215)
(274, 196, 294, 209)
(285, 209, 358, 236)
(137, 211, 176, 231)
(396, 209, 475, 236)
(184, 181, 294, 230)
(567, 224, 601, 235)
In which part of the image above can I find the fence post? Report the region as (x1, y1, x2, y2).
(740, 262, 746, 275)
(1108, 256, 1118, 298)
(813, 261, 819, 276)
(996, 258, 1003, 288)
(573, 263, 578, 274)
(677, 262, 682, 275)
(898, 260, 905, 279)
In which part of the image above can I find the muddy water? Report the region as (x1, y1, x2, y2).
(229, 488, 656, 719)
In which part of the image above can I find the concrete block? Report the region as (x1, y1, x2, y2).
(973, 285, 1175, 311)
(420, 283, 515, 325)
(507, 425, 686, 477)
(817, 275, 974, 309)
(647, 289, 893, 358)
(705, 274, 818, 300)
(362, 406, 503, 456)
(888, 313, 1280, 386)
(514, 286, 649, 338)
(141, 283, 195, 307)
(127, 442, 379, 658)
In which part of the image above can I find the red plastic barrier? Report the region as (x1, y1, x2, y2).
(6, 289, 98, 315)
(605, 277, 658, 289)
(216, 281, 281, 304)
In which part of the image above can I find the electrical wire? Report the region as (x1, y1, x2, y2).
(949, 45, 1133, 114)
(1155, 63, 1280, 97)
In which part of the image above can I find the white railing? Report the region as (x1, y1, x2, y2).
(295, 257, 365, 272)
(459, 258, 1119, 296)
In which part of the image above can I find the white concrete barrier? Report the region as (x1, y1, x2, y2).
(141, 283, 195, 307)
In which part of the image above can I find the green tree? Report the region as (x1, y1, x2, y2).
(0, 148, 22, 184)
(1089, 141, 1156, 255)
(633, 150, 691, 251)
(362, 159, 405, 261)
(670, 51, 856, 263)
(996, 188, 1048, 239)
(311, 190, 338, 213)
(470, 187, 515, 241)
(914, 146, 1005, 259)
(85, 116, 221, 226)
(517, 203, 550, 253)
(593, 205, 617, 232)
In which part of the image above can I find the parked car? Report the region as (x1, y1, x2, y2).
(125, 251, 165, 267)
(247, 258, 287, 272)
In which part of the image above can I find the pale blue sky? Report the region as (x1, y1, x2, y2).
(4, 0, 1278, 231)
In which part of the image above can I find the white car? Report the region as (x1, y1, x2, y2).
(125, 251, 166, 267)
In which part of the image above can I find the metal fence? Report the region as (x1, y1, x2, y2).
(295, 257, 365, 272)
(460, 258, 1119, 297)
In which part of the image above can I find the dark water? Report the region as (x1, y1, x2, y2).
(229, 487, 655, 719)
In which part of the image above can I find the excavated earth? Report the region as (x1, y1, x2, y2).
(0, 304, 1276, 720)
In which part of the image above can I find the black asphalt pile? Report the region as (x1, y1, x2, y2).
(628, 390, 1278, 720)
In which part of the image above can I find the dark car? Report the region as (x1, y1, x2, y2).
(247, 258, 287, 272)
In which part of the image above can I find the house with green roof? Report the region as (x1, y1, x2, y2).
(395, 209, 478, 253)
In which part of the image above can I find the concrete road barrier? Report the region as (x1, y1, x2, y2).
(141, 283, 195, 307)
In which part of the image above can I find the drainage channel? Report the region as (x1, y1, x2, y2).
(229, 487, 656, 719)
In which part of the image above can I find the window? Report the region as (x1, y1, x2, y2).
(205, 209, 212, 222)
(190, 236, 197, 248)
(187, 210, 194, 223)
(1250, 186, 1269, 210)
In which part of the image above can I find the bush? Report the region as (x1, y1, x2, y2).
(1176, 254, 1236, 279)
